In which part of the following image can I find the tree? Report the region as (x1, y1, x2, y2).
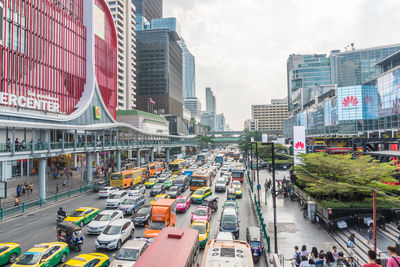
(198, 136, 212, 148)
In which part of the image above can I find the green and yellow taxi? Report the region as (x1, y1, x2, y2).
(169, 175, 178, 182)
(163, 179, 173, 189)
(64, 207, 99, 227)
(63, 253, 110, 267)
(191, 187, 212, 204)
(190, 220, 210, 248)
(150, 194, 170, 205)
(0, 243, 21, 266)
(232, 184, 243, 198)
(11, 242, 69, 267)
(144, 178, 158, 189)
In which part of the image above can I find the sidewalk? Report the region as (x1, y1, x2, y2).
(253, 169, 337, 259)
(1, 169, 104, 210)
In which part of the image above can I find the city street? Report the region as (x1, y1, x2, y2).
(0, 169, 266, 266)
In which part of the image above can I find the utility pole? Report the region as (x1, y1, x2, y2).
(255, 142, 260, 205)
(373, 187, 377, 252)
(271, 142, 278, 254)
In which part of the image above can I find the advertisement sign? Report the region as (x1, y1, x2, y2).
(94, 6, 105, 39)
(262, 133, 268, 144)
(337, 86, 363, 121)
(362, 85, 379, 120)
(293, 126, 306, 166)
(94, 106, 101, 119)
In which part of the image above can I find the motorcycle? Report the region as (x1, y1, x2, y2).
(57, 214, 66, 224)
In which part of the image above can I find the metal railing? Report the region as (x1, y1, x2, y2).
(0, 184, 93, 220)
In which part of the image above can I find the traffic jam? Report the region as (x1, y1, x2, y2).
(0, 148, 264, 266)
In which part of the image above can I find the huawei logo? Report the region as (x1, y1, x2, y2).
(342, 96, 358, 107)
(295, 142, 304, 149)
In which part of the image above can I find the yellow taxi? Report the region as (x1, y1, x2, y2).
(144, 178, 158, 189)
(0, 242, 21, 266)
(190, 220, 210, 248)
(169, 175, 178, 181)
(150, 194, 170, 205)
(64, 207, 99, 227)
(63, 253, 110, 267)
(232, 184, 243, 198)
(11, 242, 69, 267)
(191, 187, 212, 203)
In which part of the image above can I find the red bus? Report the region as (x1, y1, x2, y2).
(135, 227, 200, 267)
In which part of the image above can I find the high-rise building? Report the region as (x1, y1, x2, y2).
(330, 44, 400, 87)
(244, 119, 258, 131)
(205, 87, 216, 113)
(201, 112, 216, 131)
(135, 18, 183, 117)
(251, 98, 289, 136)
(216, 114, 225, 131)
(133, 0, 163, 21)
(178, 40, 196, 99)
(287, 54, 332, 111)
(184, 97, 201, 116)
(106, 0, 136, 110)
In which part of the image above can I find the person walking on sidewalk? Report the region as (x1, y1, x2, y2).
(53, 170, 57, 180)
(56, 184, 59, 195)
(16, 185, 21, 197)
(367, 225, 373, 245)
(363, 250, 381, 267)
(62, 179, 66, 187)
(6, 138, 11, 152)
(337, 252, 350, 267)
(15, 197, 19, 209)
(387, 245, 400, 267)
(292, 246, 301, 267)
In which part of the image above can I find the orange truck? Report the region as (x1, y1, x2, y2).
(144, 198, 176, 238)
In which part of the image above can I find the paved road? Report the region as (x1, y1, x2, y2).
(0, 168, 266, 266)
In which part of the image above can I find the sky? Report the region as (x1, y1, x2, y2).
(164, 0, 400, 130)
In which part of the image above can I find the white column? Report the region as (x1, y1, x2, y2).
(38, 158, 47, 199)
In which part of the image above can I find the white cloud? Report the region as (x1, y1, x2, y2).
(164, 0, 400, 130)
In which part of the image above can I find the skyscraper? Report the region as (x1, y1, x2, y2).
(178, 40, 196, 99)
(216, 114, 226, 131)
(106, 0, 136, 110)
(205, 87, 216, 113)
(133, 0, 163, 21)
(135, 18, 183, 117)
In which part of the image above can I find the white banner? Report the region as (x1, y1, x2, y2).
(293, 126, 306, 166)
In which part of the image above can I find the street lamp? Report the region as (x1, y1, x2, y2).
(262, 134, 278, 254)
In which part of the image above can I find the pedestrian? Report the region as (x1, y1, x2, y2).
(26, 185, 30, 197)
(62, 179, 66, 187)
(15, 138, 19, 151)
(16, 185, 21, 197)
(348, 233, 356, 249)
(300, 245, 309, 258)
(332, 246, 339, 261)
(21, 139, 26, 151)
(348, 257, 357, 267)
(6, 138, 11, 152)
(53, 170, 57, 180)
(311, 247, 319, 260)
(387, 245, 400, 267)
(315, 253, 325, 266)
(325, 251, 335, 266)
(337, 251, 350, 267)
(362, 250, 381, 267)
(367, 225, 373, 245)
(292, 246, 302, 267)
(56, 184, 59, 195)
(30, 183, 33, 193)
(299, 256, 309, 267)
(15, 197, 19, 208)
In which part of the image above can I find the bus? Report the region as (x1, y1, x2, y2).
(147, 161, 165, 177)
(110, 168, 143, 188)
(197, 153, 207, 164)
(190, 168, 215, 191)
(231, 166, 245, 183)
(200, 239, 254, 267)
(133, 166, 148, 181)
(169, 159, 186, 174)
(215, 154, 224, 164)
(135, 227, 200, 267)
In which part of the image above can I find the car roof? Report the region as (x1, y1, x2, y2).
(121, 240, 147, 250)
(99, 210, 117, 215)
(222, 208, 237, 216)
(109, 219, 130, 226)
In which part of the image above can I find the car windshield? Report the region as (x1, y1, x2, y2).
(109, 194, 120, 199)
(216, 180, 225, 185)
(169, 187, 178, 192)
(176, 198, 186, 203)
(154, 196, 165, 201)
(137, 207, 151, 216)
(194, 189, 204, 195)
(222, 215, 238, 224)
(194, 209, 207, 216)
(94, 214, 110, 221)
(122, 199, 135, 204)
(103, 225, 121, 235)
(115, 248, 140, 261)
(225, 202, 236, 208)
(148, 221, 165, 230)
(191, 224, 206, 234)
(153, 185, 162, 189)
(17, 252, 42, 265)
(69, 210, 84, 217)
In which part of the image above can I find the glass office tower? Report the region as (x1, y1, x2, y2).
(133, 0, 163, 21)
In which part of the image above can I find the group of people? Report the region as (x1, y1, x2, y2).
(292, 245, 356, 267)
(16, 183, 33, 197)
(6, 138, 37, 152)
(364, 246, 400, 267)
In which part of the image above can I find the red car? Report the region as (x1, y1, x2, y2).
(191, 206, 211, 223)
(176, 195, 191, 213)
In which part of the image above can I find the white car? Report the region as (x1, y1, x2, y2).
(105, 191, 129, 209)
(87, 210, 124, 234)
(96, 219, 135, 250)
(128, 185, 146, 196)
(110, 240, 148, 267)
(98, 187, 119, 198)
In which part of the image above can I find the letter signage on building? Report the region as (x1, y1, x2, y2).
(293, 126, 306, 166)
(0, 91, 60, 113)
